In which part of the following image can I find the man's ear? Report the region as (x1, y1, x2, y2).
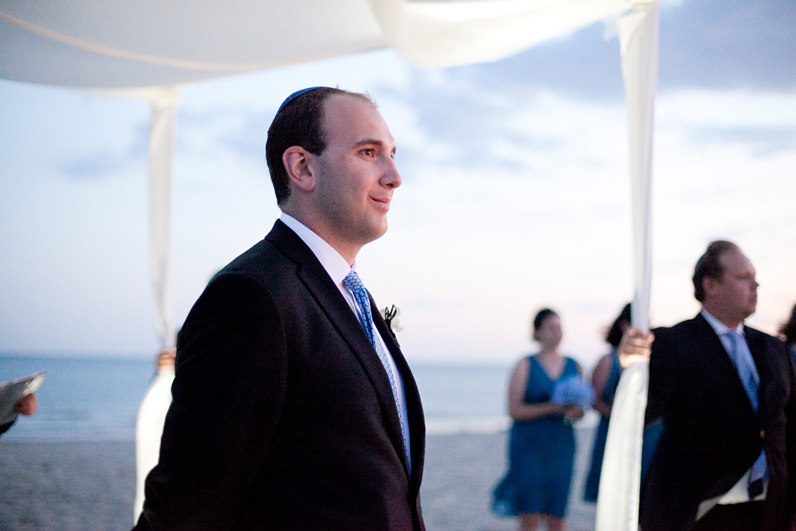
(703, 276, 717, 298)
(283, 146, 316, 193)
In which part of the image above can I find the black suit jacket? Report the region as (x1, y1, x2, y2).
(135, 220, 426, 530)
(641, 313, 796, 531)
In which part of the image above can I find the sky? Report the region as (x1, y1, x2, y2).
(1, 0, 794, 371)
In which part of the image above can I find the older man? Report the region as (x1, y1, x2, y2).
(621, 241, 796, 531)
(135, 88, 425, 530)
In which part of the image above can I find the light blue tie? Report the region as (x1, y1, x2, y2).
(723, 331, 767, 498)
(343, 270, 411, 469)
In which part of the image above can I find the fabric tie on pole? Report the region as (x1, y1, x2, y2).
(595, 2, 659, 531)
(343, 270, 410, 467)
(134, 87, 180, 524)
(149, 88, 179, 349)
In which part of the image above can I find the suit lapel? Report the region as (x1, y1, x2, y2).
(372, 298, 425, 482)
(266, 220, 410, 473)
(744, 327, 769, 416)
(693, 314, 758, 417)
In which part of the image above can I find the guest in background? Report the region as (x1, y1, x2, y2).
(621, 241, 796, 531)
(493, 308, 585, 531)
(0, 393, 38, 437)
(779, 303, 796, 356)
(583, 303, 631, 502)
(583, 303, 663, 503)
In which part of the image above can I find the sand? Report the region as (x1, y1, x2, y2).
(0, 429, 598, 531)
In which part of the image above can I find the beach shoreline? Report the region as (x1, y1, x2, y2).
(1, 430, 597, 531)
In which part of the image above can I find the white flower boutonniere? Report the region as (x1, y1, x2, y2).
(381, 305, 404, 335)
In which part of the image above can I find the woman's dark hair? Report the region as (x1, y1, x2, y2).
(533, 308, 558, 333)
(605, 303, 632, 348)
(779, 303, 796, 345)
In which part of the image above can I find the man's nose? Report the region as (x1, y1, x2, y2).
(382, 157, 402, 188)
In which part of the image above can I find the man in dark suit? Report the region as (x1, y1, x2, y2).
(621, 240, 796, 531)
(135, 87, 425, 530)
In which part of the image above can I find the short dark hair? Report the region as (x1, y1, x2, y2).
(779, 303, 796, 345)
(692, 240, 740, 302)
(605, 303, 632, 347)
(533, 308, 558, 334)
(265, 87, 374, 205)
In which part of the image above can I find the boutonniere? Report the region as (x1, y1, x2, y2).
(381, 305, 404, 338)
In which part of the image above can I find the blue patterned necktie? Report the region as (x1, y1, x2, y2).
(343, 270, 411, 469)
(723, 331, 767, 498)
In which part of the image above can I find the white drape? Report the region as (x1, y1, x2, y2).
(133, 88, 179, 523)
(595, 2, 658, 531)
(148, 89, 178, 349)
(369, 0, 630, 67)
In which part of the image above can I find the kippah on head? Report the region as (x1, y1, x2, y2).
(276, 86, 328, 116)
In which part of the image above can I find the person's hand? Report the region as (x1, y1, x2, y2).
(564, 406, 584, 422)
(15, 394, 38, 416)
(156, 347, 177, 373)
(618, 327, 654, 368)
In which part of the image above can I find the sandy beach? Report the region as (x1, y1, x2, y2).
(0, 429, 598, 531)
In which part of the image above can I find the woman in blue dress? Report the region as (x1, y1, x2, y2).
(583, 303, 663, 503)
(583, 303, 629, 502)
(493, 308, 584, 531)
(779, 303, 796, 359)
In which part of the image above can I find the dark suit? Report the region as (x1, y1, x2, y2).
(641, 313, 796, 531)
(135, 220, 426, 530)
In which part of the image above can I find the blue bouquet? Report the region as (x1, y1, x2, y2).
(550, 375, 594, 409)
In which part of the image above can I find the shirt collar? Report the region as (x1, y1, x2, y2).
(280, 213, 354, 286)
(701, 308, 744, 337)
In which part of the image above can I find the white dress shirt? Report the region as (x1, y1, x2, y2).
(696, 309, 765, 520)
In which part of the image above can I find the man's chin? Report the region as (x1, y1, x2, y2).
(357, 222, 388, 245)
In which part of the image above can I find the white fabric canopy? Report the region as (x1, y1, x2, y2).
(1, 1, 658, 528)
(2, 0, 634, 88)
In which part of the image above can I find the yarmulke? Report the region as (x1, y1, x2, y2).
(275, 86, 327, 116)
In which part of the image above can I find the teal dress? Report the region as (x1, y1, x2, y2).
(583, 350, 621, 502)
(492, 355, 578, 518)
(583, 349, 664, 502)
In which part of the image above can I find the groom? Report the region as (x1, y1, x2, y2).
(135, 87, 426, 530)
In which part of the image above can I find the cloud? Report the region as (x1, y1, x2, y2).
(220, 110, 273, 163)
(658, 0, 796, 92)
(439, 22, 624, 103)
(60, 122, 148, 179)
(61, 151, 127, 179)
(378, 72, 573, 175)
(375, 0, 794, 175)
(413, 0, 794, 107)
(686, 125, 796, 157)
(176, 107, 274, 167)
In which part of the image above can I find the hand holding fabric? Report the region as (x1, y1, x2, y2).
(618, 328, 654, 368)
(15, 394, 38, 416)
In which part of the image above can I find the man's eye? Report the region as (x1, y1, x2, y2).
(362, 148, 375, 156)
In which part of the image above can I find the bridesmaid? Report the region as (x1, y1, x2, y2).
(779, 303, 796, 357)
(583, 303, 663, 504)
(583, 304, 630, 502)
(492, 308, 584, 531)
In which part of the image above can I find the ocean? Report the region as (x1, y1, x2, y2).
(0, 355, 513, 442)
